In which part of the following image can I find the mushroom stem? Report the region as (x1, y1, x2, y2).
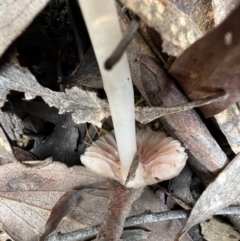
(79, 0, 137, 178)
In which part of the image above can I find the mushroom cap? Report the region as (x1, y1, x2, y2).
(81, 128, 188, 188)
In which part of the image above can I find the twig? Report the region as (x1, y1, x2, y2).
(135, 91, 228, 124)
(157, 185, 192, 210)
(45, 206, 240, 241)
(125, 152, 141, 185)
(105, 17, 139, 70)
(21, 157, 53, 169)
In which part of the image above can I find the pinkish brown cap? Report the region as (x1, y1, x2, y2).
(81, 128, 188, 188)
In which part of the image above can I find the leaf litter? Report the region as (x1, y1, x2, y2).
(1, 0, 240, 241)
(0, 55, 110, 127)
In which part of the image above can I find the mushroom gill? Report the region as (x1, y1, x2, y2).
(81, 128, 188, 188)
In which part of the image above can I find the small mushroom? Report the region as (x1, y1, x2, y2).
(81, 128, 188, 188)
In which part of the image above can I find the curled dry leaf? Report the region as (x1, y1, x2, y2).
(120, 0, 202, 56)
(177, 153, 240, 239)
(0, 57, 110, 127)
(0, 0, 50, 57)
(81, 128, 187, 188)
(201, 218, 240, 241)
(39, 188, 96, 241)
(169, 4, 240, 117)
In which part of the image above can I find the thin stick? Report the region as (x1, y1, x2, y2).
(125, 152, 141, 185)
(105, 17, 139, 70)
(45, 206, 240, 241)
(136, 91, 228, 124)
(158, 185, 192, 210)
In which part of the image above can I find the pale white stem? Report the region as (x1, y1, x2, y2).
(78, 0, 137, 178)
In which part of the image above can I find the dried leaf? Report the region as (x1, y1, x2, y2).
(214, 105, 240, 154)
(0, 0, 50, 57)
(211, 0, 240, 155)
(40, 188, 96, 241)
(178, 153, 240, 238)
(171, 0, 214, 33)
(0, 159, 192, 241)
(201, 218, 240, 241)
(0, 109, 24, 141)
(0, 161, 109, 241)
(169, 5, 240, 117)
(0, 126, 16, 165)
(212, 0, 239, 25)
(47, 188, 193, 241)
(61, 48, 103, 89)
(0, 57, 110, 127)
(120, 0, 202, 56)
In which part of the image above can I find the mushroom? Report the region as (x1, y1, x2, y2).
(79, 0, 136, 179)
(79, 1, 187, 188)
(81, 128, 188, 188)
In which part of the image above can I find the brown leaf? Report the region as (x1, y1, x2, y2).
(47, 188, 193, 241)
(0, 162, 109, 241)
(120, 0, 202, 56)
(211, 0, 240, 156)
(201, 218, 240, 241)
(178, 153, 240, 238)
(214, 105, 240, 154)
(40, 188, 96, 241)
(0, 109, 24, 141)
(169, 5, 240, 117)
(212, 0, 239, 25)
(0, 56, 110, 127)
(171, 0, 214, 33)
(0, 126, 16, 165)
(0, 0, 50, 57)
(0, 159, 192, 241)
